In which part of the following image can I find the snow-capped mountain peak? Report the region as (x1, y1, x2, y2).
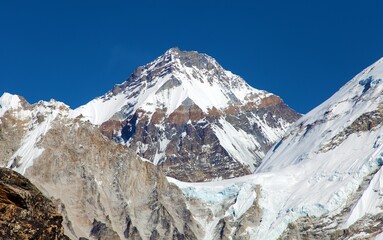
(71, 48, 300, 181)
(0, 93, 24, 117)
(72, 48, 269, 125)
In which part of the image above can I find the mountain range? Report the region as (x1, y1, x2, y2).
(1, 49, 383, 239)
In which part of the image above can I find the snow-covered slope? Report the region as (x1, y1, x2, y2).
(168, 57, 383, 239)
(72, 48, 300, 181)
(0, 93, 70, 174)
(253, 57, 383, 238)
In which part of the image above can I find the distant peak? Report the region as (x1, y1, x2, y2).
(161, 47, 220, 72)
(165, 47, 181, 55)
(0, 92, 22, 117)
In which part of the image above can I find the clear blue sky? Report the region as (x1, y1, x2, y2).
(1, 1, 383, 113)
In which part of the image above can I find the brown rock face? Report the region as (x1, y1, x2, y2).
(0, 109, 30, 166)
(0, 168, 68, 240)
(101, 98, 300, 182)
(167, 104, 204, 124)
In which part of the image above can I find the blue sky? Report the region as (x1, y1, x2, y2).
(1, 1, 383, 113)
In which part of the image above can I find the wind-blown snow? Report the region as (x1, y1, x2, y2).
(70, 93, 127, 125)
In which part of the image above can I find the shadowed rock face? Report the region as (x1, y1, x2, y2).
(103, 95, 300, 182)
(0, 168, 68, 240)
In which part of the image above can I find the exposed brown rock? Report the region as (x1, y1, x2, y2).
(167, 104, 204, 124)
(100, 120, 123, 139)
(0, 168, 68, 240)
(150, 108, 166, 124)
(70, 49, 301, 182)
(90, 219, 120, 240)
(0, 110, 30, 166)
(99, 96, 300, 182)
(258, 95, 282, 108)
(207, 107, 221, 118)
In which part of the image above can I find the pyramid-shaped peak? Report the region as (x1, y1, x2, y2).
(0, 93, 23, 117)
(161, 47, 221, 71)
(164, 47, 182, 55)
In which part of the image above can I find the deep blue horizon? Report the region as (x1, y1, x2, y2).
(1, 1, 383, 113)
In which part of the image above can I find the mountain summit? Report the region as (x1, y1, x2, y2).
(73, 48, 300, 181)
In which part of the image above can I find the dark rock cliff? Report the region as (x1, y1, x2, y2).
(0, 167, 68, 239)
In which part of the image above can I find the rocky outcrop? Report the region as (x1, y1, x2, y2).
(280, 213, 383, 240)
(0, 97, 30, 166)
(320, 100, 383, 153)
(0, 167, 68, 239)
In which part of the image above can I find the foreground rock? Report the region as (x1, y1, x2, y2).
(0, 167, 68, 239)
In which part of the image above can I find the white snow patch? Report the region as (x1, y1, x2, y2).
(0, 93, 22, 117)
(375, 231, 383, 240)
(212, 118, 261, 171)
(71, 93, 127, 125)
